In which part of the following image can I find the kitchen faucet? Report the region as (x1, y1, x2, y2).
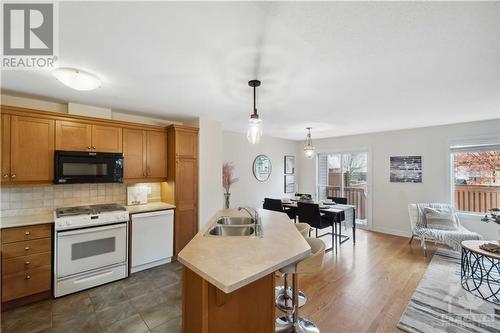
(238, 207, 263, 237)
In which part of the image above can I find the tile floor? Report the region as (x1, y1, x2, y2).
(1, 262, 182, 333)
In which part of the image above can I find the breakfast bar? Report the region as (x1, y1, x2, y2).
(177, 209, 311, 333)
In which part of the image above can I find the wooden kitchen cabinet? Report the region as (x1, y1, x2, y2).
(123, 128, 147, 178)
(166, 125, 199, 255)
(123, 129, 167, 180)
(1, 105, 171, 187)
(1, 115, 54, 183)
(1, 114, 11, 182)
(147, 131, 167, 178)
(174, 158, 198, 252)
(92, 124, 122, 153)
(1, 224, 52, 307)
(55, 120, 92, 151)
(175, 129, 198, 158)
(56, 120, 122, 153)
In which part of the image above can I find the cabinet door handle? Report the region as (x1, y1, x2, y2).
(25, 231, 30, 236)
(87, 146, 91, 150)
(25, 261, 31, 265)
(11, 174, 16, 179)
(92, 146, 96, 150)
(24, 246, 30, 251)
(2, 174, 8, 179)
(25, 274, 31, 280)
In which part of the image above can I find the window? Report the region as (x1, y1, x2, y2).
(451, 144, 500, 213)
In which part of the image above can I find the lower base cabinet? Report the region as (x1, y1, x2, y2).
(1, 224, 52, 308)
(182, 267, 275, 333)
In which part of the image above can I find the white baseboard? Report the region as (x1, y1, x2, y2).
(371, 226, 411, 238)
(131, 257, 172, 274)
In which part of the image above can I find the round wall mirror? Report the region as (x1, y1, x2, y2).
(253, 155, 272, 182)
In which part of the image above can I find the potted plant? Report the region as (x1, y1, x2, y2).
(222, 162, 239, 209)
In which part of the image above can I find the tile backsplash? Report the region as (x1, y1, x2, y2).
(0, 183, 161, 217)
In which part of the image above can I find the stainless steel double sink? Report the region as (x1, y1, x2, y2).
(206, 216, 255, 236)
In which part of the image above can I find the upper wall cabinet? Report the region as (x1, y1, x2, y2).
(123, 129, 167, 180)
(123, 128, 146, 179)
(1, 115, 55, 183)
(146, 131, 167, 178)
(92, 125, 122, 153)
(174, 128, 198, 159)
(55, 120, 91, 151)
(55, 120, 122, 153)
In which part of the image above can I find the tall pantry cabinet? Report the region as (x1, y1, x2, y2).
(166, 125, 199, 255)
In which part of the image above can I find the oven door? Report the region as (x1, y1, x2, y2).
(54, 151, 123, 184)
(56, 223, 127, 278)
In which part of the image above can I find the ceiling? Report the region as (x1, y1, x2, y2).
(1, 2, 499, 140)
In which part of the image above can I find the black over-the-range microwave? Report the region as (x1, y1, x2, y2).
(54, 150, 124, 184)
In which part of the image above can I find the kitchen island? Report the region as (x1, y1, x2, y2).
(177, 208, 311, 333)
(178, 209, 311, 333)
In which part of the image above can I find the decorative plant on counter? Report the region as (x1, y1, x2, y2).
(222, 162, 239, 209)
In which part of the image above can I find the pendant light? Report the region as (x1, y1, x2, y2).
(247, 80, 263, 144)
(304, 127, 315, 159)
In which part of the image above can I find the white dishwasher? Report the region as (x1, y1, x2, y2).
(131, 209, 174, 273)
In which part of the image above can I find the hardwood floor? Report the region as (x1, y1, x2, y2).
(281, 229, 439, 333)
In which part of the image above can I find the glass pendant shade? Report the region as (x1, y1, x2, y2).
(304, 145, 315, 159)
(246, 80, 262, 145)
(304, 127, 315, 159)
(247, 117, 263, 145)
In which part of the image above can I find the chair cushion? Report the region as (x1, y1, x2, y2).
(423, 207, 458, 230)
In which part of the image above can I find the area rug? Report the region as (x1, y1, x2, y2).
(397, 248, 500, 333)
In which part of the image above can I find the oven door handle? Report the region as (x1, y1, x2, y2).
(57, 223, 127, 237)
(73, 269, 114, 284)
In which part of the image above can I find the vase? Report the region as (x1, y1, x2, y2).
(224, 193, 231, 209)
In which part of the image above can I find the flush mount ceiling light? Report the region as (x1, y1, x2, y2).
(247, 80, 263, 145)
(52, 67, 101, 91)
(304, 127, 315, 159)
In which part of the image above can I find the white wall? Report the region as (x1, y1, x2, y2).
(223, 131, 299, 209)
(198, 118, 223, 227)
(297, 119, 500, 239)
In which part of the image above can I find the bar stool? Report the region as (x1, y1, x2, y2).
(275, 223, 310, 311)
(276, 237, 326, 333)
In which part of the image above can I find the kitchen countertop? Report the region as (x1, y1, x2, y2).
(1, 213, 55, 229)
(126, 202, 175, 214)
(1, 202, 176, 229)
(177, 208, 311, 294)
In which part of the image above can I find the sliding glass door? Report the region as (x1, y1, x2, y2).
(317, 151, 369, 227)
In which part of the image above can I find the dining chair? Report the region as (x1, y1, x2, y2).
(263, 198, 296, 220)
(297, 202, 335, 252)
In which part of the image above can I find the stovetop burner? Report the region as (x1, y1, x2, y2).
(55, 203, 126, 218)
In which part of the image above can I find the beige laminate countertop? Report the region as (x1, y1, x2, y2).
(126, 202, 175, 214)
(1, 202, 176, 229)
(177, 208, 311, 294)
(1, 213, 55, 229)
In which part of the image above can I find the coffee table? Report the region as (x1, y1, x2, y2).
(461, 240, 500, 305)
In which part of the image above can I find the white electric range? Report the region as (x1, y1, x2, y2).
(53, 203, 129, 297)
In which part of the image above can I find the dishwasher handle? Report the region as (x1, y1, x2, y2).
(131, 209, 173, 219)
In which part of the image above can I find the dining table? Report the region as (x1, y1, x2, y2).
(282, 200, 356, 246)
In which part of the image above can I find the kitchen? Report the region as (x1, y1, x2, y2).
(0, 105, 199, 332)
(1, 2, 498, 333)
